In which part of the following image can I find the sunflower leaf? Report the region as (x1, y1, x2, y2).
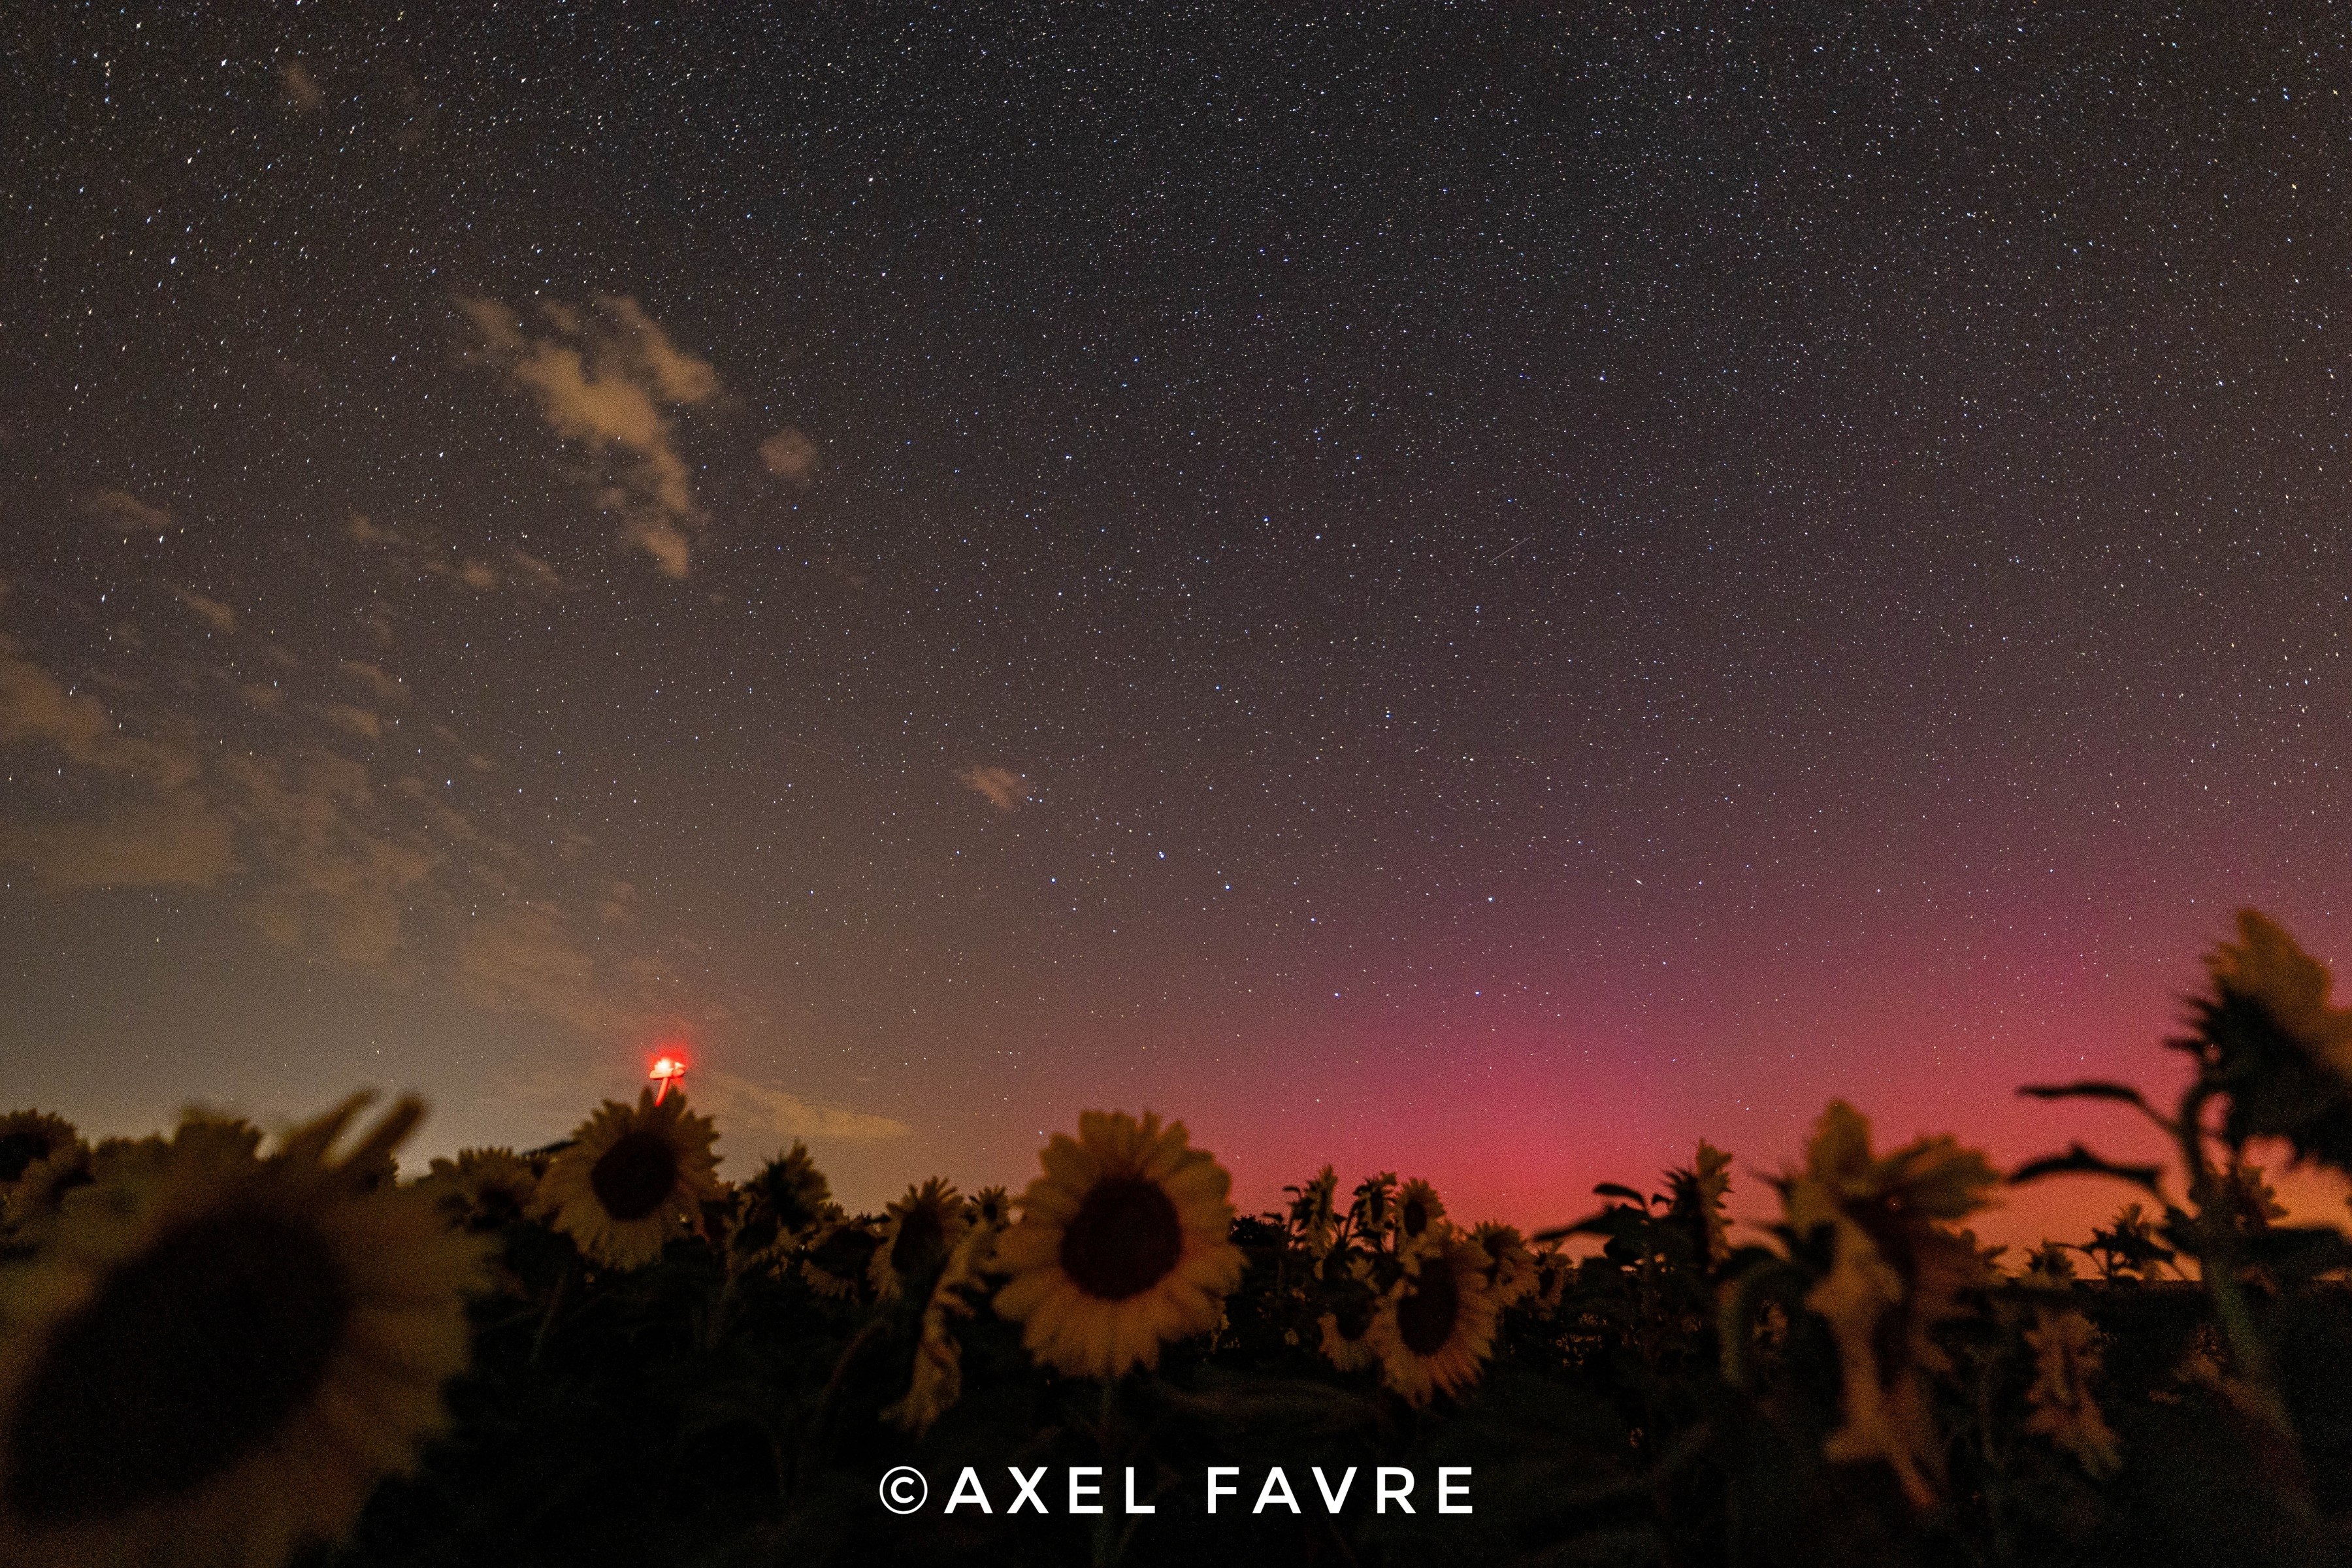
(1533, 1209, 1617, 1242)
(2017, 1080, 2158, 1115)
(2009, 1144, 2165, 1196)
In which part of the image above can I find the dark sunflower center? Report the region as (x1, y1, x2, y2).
(590, 1129, 679, 1222)
(890, 1203, 947, 1276)
(5, 1208, 352, 1523)
(1401, 1198, 1429, 1237)
(762, 1173, 826, 1233)
(1397, 1262, 1462, 1357)
(1059, 1177, 1183, 1301)
(0, 1131, 53, 1184)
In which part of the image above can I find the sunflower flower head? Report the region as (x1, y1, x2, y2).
(1318, 1307, 1377, 1372)
(871, 1177, 969, 1301)
(2020, 1240, 2078, 1288)
(882, 1220, 996, 1435)
(800, 1216, 877, 1301)
(0, 1096, 485, 1568)
(1471, 1221, 1537, 1309)
(2023, 1307, 2123, 1477)
(0, 1112, 80, 1196)
(0, 1115, 91, 1255)
(2193, 911, 2352, 1169)
(1666, 1141, 1735, 1266)
(536, 1088, 721, 1269)
(1528, 1242, 1573, 1313)
(1284, 1164, 1340, 1257)
(1365, 1225, 1501, 1407)
(1313, 1251, 1380, 1371)
(2087, 1201, 2176, 1281)
(1780, 1100, 2000, 1511)
(411, 1147, 539, 1230)
(993, 1110, 1245, 1379)
(1351, 1172, 1399, 1245)
(747, 1142, 832, 1235)
(966, 1184, 1013, 1229)
(1395, 1179, 1446, 1245)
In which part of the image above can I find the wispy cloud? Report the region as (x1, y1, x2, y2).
(459, 295, 722, 578)
(172, 587, 237, 634)
(759, 427, 820, 482)
(455, 901, 657, 1036)
(339, 661, 408, 705)
(278, 59, 325, 112)
(344, 513, 557, 594)
(0, 644, 199, 790)
(699, 1070, 911, 1142)
(0, 799, 233, 892)
(79, 489, 175, 538)
(316, 703, 384, 741)
(958, 764, 1030, 813)
(0, 637, 616, 1023)
(0, 621, 915, 1147)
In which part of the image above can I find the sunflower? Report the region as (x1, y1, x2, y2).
(746, 1142, 832, 1235)
(966, 1184, 1013, 1229)
(2195, 911, 2352, 1168)
(536, 1088, 721, 1269)
(0, 1117, 91, 1253)
(2023, 1307, 2122, 1477)
(1470, 1222, 1536, 1309)
(1666, 1141, 1734, 1266)
(1318, 1307, 1377, 1372)
(0, 1112, 79, 1196)
(1350, 1172, 1399, 1245)
(870, 1177, 968, 1301)
(2206, 910, 2352, 1074)
(1527, 1243, 1572, 1314)
(1394, 1179, 1445, 1244)
(883, 1221, 995, 1435)
(0, 1096, 483, 1568)
(1780, 1100, 1999, 1511)
(1284, 1165, 1339, 1257)
(410, 1147, 539, 1229)
(1364, 1226, 1498, 1405)
(994, 1110, 1245, 1379)
(800, 1217, 878, 1300)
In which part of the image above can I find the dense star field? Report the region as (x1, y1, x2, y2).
(3, 6, 2350, 1242)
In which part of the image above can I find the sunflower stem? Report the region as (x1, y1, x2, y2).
(529, 1258, 573, 1367)
(706, 1243, 742, 1352)
(802, 1316, 889, 1467)
(2176, 1080, 2313, 1510)
(1090, 1377, 1125, 1567)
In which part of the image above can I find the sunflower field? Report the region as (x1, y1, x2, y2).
(9, 910, 2352, 1566)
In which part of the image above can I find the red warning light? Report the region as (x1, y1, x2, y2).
(649, 1052, 688, 1103)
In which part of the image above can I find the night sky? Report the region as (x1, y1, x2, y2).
(7, 5, 2351, 1245)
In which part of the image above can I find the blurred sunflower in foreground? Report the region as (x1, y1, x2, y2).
(0, 1113, 90, 1254)
(2023, 1307, 2122, 1477)
(0, 1098, 483, 1568)
(1365, 1226, 1499, 1405)
(538, 1088, 721, 1268)
(0, 1111, 78, 1195)
(994, 1110, 1245, 1378)
(2191, 909, 2352, 1169)
(1780, 1100, 1999, 1511)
